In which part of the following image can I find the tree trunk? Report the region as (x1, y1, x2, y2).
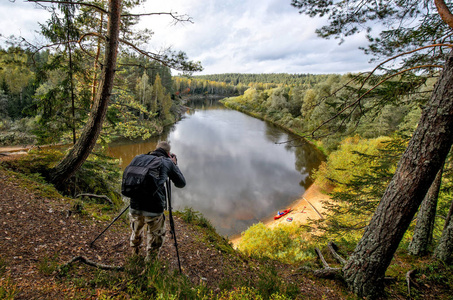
(50, 0, 122, 189)
(444, 197, 453, 231)
(342, 51, 453, 298)
(407, 165, 444, 256)
(435, 197, 453, 263)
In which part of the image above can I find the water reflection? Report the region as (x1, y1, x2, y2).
(109, 99, 324, 237)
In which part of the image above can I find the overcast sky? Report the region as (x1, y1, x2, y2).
(1, 0, 374, 75)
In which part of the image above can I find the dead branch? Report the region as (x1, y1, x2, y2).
(303, 197, 324, 219)
(60, 256, 123, 271)
(121, 11, 193, 24)
(359, 44, 452, 93)
(293, 247, 343, 279)
(118, 38, 177, 69)
(327, 241, 347, 265)
(26, 0, 108, 14)
(308, 63, 446, 140)
(76, 193, 113, 205)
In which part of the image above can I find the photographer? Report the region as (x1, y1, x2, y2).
(128, 141, 186, 261)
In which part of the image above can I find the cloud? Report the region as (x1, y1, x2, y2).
(1, 0, 373, 75)
(0, 1, 51, 44)
(139, 0, 372, 74)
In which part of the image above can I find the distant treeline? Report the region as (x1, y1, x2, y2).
(194, 73, 330, 86)
(173, 73, 333, 97)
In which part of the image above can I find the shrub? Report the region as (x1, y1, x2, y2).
(238, 222, 315, 264)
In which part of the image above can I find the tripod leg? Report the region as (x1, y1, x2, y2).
(90, 205, 130, 247)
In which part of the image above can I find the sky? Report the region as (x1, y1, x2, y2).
(0, 0, 374, 75)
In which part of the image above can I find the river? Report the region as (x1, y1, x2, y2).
(108, 98, 324, 237)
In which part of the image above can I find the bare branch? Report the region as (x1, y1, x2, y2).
(359, 44, 453, 94)
(308, 63, 445, 139)
(26, 0, 108, 14)
(304, 197, 324, 219)
(121, 11, 194, 24)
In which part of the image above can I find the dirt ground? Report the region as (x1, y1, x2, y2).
(0, 152, 346, 299)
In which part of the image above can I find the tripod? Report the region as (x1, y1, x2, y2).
(166, 179, 182, 274)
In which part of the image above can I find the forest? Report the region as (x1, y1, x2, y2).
(1, 0, 453, 299)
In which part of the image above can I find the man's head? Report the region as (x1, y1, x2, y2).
(156, 141, 171, 154)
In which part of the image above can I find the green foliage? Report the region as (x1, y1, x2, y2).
(38, 253, 61, 275)
(0, 117, 37, 146)
(215, 286, 292, 300)
(238, 222, 316, 264)
(221, 72, 433, 154)
(98, 256, 200, 299)
(64, 150, 122, 205)
(313, 136, 392, 191)
(313, 135, 409, 238)
(0, 148, 122, 206)
(179, 207, 215, 231)
(194, 73, 328, 87)
(291, 1, 450, 74)
(0, 277, 17, 300)
(178, 208, 235, 254)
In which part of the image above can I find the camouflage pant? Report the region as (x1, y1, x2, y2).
(129, 213, 165, 259)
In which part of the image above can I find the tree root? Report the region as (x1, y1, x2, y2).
(76, 193, 114, 205)
(327, 241, 346, 265)
(406, 269, 418, 296)
(313, 247, 342, 279)
(60, 256, 124, 271)
(313, 267, 342, 278)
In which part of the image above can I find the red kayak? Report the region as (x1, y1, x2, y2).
(274, 208, 291, 220)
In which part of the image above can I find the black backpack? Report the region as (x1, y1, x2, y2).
(121, 154, 163, 199)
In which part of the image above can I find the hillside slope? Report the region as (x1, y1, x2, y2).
(0, 164, 349, 299)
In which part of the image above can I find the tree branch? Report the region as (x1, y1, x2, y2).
(304, 197, 324, 219)
(308, 63, 445, 139)
(26, 0, 108, 14)
(359, 44, 452, 94)
(121, 11, 193, 24)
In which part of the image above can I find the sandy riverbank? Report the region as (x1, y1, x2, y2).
(230, 183, 332, 248)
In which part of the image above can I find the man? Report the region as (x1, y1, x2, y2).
(128, 141, 186, 261)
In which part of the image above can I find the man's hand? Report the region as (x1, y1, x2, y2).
(170, 153, 177, 165)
